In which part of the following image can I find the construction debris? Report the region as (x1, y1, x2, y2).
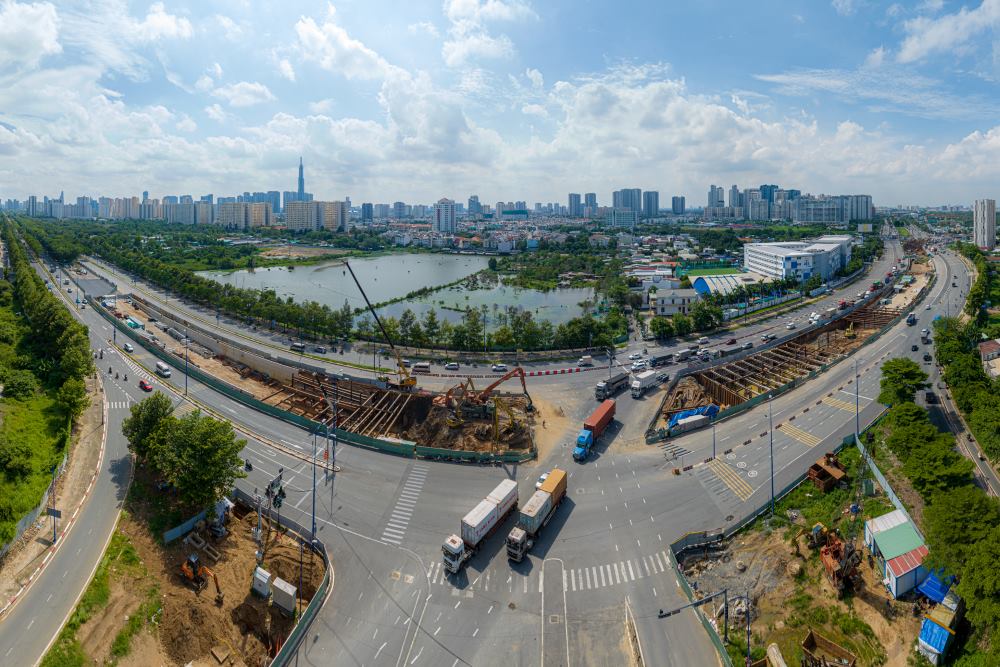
(801, 628, 858, 667)
(808, 453, 848, 492)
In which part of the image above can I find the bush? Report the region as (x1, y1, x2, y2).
(3, 368, 38, 400)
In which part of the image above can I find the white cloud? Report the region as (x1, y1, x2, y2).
(443, 0, 537, 23)
(214, 14, 243, 41)
(309, 98, 335, 113)
(176, 114, 197, 132)
(195, 75, 214, 92)
(885, 3, 903, 17)
(864, 46, 886, 67)
(278, 58, 296, 82)
(134, 2, 193, 41)
(212, 81, 275, 107)
(407, 21, 439, 37)
(294, 10, 394, 80)
(831, 0, 858, 16)
(208, 62, 223, 79)
(525, 67, 543, 88)
(521, 103, 547, 117)
(0, 1, 61, 70)
(897, 1, 1000, 63)
(441, 0, 536, 67)
(919, 0, 945, 12)
(204, 103, 227, 121)
(443, 32, 513, 67)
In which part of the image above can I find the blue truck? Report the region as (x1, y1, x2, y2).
(573, 399, 616, 462)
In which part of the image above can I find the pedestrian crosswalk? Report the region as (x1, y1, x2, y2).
(658, 441, 691, 461)
(108, 401, 132, 410)
(777, 422, 822, 447)
(381, 464, 428, 546)
(423, 549, 676, 594)
(706, 458, 754, 501)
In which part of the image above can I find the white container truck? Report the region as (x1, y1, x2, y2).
(630, 370, 659, 398)
(670, 414, 710, 436)
(443, 479, 518, 573)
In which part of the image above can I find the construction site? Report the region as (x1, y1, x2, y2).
(106, 297, 538, 457)
(679, 449, 922, 667)
(656, 281, 920, 431)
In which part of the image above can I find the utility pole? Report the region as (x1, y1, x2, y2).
(768, 394, 775, 518)
(311, 429, 317, 540)
(712, 421, 717, 460)
(184, 328, 190, 396)
(855, 356, 860, 437)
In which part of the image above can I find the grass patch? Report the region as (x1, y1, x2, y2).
(682, 267, 741, 277)
(41, 521, 160, 667)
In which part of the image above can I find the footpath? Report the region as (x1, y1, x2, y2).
(0, 374, 107, 616)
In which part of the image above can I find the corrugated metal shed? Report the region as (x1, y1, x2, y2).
(864, 509, 907, 547)
(888, 544, 928, 577)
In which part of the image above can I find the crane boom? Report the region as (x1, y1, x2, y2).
(343, 261, 415, 388)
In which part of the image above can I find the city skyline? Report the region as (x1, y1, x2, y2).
(4, 2, 1000, 204)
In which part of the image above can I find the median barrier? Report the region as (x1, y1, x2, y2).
(94, 300, 535, 465)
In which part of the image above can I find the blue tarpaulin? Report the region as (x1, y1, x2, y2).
(667, 404, 719, 429)
(919, 618, 951, 654)
(917, 572, 953, 604)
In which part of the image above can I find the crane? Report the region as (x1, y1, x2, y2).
(343, 261, 416, 390)
(180, 553, 224, 605)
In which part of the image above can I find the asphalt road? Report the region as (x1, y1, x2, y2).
(6, 234, 973, 667)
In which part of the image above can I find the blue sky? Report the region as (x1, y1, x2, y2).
(2, 0, 1000, 206)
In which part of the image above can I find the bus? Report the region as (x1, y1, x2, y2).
(155, 361, 172, 377)
(290, 342, 306, 353)
(411, 362, 432, 374)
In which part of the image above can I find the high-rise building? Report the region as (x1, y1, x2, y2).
(568, 193, 582, 217)
(584, 193, 597, 210)
(218, 202, 248, 229)
(361, 203, 373, 222)
(728, 185, 741, 209)
(194, 202, 214, 225)
(248, 202, 272, 228)
(164, 202, 195, 224)
(707, 185, 725, 208)
(612, 188, 642, 213)
(285, 201, 317, 232)
(642, 191, 659, 219)
(142, 190, 149, 202)
(393, 201, 407, 219)
(317, 201, 348, 231)
(297, 156, 305, 199)
(759, 184, 779, 203)
(606, 209, 637, 231)
(434, 198, 456, 233)
(974, 199, 996, 250)
(671, 196, 686, 214)
(468, 195, 481, 216)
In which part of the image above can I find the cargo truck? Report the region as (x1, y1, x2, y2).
(674, 349, 694, 362)
(630, 370, 660, 398)
(649, 353, 673, 368)
(506, 469, 567, 562)
(442, 479, 519, 573)
(573, 399, 616, 462)
(595, 371, 630, 400)
(669, 413, 710, 436)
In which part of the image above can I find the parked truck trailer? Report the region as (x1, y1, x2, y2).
(573, 399, 616, 462)
(630, 370, 660, 398)
(442, 479, 518, 573)
(506, 469, 567, 562)
(595, 371, 630, 400)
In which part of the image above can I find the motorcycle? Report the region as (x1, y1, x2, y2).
(244, 459, 253, 472)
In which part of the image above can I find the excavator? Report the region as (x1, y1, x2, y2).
(465, 366, 533, 415)
(180, 553, 224, 605)
(343, 261, 416, 390)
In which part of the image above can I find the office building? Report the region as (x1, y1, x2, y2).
(392, 201, 407, 219)
(468, 195, 481, 216)
(142, 190, 149, 202)
(361, 202, 373, 222)
(671, 196, 686, 214)
(434, 198, 456, 233)
(606, 208, 638, 231)
(285, 200, 317, 232)
(612, 188, 642, 214)
(297, 156, 305, 199)
(584, 193, 597, 211)
(642, 191, 659, 219)
(568, 193, 582, 217)
(743, 235, 853, 282)
(708, 185, 725, 208)
(974, 199, 996, 250)
(728, 185, 741, 209)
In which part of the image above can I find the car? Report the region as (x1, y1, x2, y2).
(760, 334, 773, 342)
(123, 343, 134, 353)
(911, 344, 919, 352)
(923, 353, 933, 362)
(535, 472, 549, 489)
(401, 359, 412, 367)
(925, 391, 937, 404)
(697, 337, 710, 345)
(628, 353, 642, 361)
(491, 363, 508, 372)
(742, 342, 754, 350)
(786, 322, 796, 330)
(66, 287, 73, 293)
(631, 360, 647, 371)
(726, 338, 737, 345)
(925, 304, 932, 310)
(139, 379, 153, 392)
(444, 362, 460, 371)
(314, 346, 328, 354)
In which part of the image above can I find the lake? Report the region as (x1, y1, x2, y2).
(197, 253, 594, 325)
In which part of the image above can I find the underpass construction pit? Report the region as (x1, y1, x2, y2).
(658, 296, 904, 430)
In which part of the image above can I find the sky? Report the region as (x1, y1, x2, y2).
(2, 0, 1000, 207)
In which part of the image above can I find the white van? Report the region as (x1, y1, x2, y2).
(155, 361, 172, 377)
(411, 362, 431, 374)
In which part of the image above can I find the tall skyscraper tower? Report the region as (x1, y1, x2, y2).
(297, 157, 305, 198)
(974, 199, 996, 251)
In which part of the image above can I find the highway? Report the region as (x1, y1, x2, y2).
(4, 232, 974, 667)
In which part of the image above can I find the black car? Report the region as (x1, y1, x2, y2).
(925, 391, 937, 404)
(911, 344, 918, 352)
(923, 353, 932, 362)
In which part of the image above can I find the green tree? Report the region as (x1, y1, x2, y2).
(3, 369, 38, 400)
(149, 410, 246, 511)
(398, 309, 417, 344)
(422, 309, 440, 346)
(690, 301, 722, 332)
(671, 313, 693, 337)
(488, 257, 498, 271)
(121, 392, 174, 461)
(956, 526, 1000, 637)
(924, 486, 1000, 572)
(56, 377, 89, 421)
(0, 433, 33, 479)
(878, 357, 928, 406)
(649, 316, 675, 340)
(678, 276, 692, 289)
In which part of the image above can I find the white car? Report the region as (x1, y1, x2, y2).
(628, 353, 642, 361)
(786, 322, 796, 330)
(444, 362, 460, 371)
(123, 343, 134, 353)
(631, 360, 647, 371)
(491, 363, 508, 372)
(697, 337, 710, 345)
(535, 472, 549, 489)
(925, 304, 931, 310)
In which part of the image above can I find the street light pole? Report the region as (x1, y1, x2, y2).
(184, 329, 189, 396)
(311, 429, 317, 539)
(712, 422, 717, 460)
(855, 356, 860, 437)
(768, 393, 775, 518)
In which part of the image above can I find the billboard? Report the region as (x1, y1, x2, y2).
(857, 223, 874, 233)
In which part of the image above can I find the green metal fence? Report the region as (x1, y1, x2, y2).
(94, 300, 535, 464)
